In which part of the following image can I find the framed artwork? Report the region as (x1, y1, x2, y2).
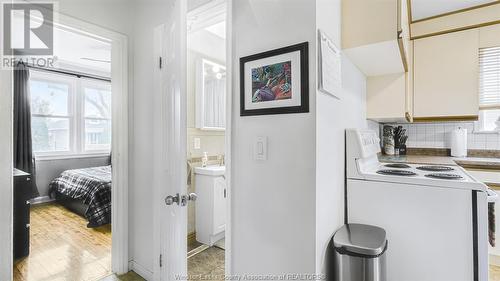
(240, 42, 309, 116)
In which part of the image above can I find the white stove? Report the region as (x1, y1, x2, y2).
(361, 162, 487, 190)
(346, 129, 490, 281)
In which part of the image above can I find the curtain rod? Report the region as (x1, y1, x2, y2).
(26, 64, 111, 82)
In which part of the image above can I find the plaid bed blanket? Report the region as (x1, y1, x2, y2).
(49, 166, 111, 227)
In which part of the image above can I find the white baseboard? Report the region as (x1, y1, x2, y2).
(128, 260, 153, 281)
(29, 196, 55, 205)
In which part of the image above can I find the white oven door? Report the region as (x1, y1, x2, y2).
(347, 179, 488, 281)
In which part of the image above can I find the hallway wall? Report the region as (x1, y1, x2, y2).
(231, 0, 317, 275)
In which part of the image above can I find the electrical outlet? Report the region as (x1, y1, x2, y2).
(194, 138, 201, 149)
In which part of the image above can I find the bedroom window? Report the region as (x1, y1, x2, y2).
(30, 75, 73, 153)
(30, 70, 112, 158)
(83, 82, 112, 152)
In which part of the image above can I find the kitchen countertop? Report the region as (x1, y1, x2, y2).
(379, 154, 500, 170)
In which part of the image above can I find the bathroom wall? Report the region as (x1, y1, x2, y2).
(385, 122, 500, 150)
(186, 49, 226, 159)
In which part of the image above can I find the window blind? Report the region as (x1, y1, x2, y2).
(479, 46, 500, 109)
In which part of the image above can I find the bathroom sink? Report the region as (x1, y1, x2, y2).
(194, 165, 225, 176)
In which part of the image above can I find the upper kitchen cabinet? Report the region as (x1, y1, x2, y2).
(480, 24, 500, 48)
(367, 41, 414, 122)
(342, 0, 410, 76)
(413, 29, 480, 121)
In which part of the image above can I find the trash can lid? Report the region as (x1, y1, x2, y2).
(332, 224, 387, 257)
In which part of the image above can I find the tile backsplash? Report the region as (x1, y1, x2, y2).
(383, 122, 500, 150)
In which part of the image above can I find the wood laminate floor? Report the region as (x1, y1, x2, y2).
(14, 203, 112, 281)
(491, 265, 500, 281)
(25, 204, 500, 281)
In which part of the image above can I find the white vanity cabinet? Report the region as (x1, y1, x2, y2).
(194, 166, 226, 246)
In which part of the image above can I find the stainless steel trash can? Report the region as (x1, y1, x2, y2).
(331, 224, 387, 281)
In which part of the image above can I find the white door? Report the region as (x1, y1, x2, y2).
(153, 0, 188, 280)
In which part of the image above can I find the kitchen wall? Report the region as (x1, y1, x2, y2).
(315, 0, 368, 274)
(385, 122, 500, 150)
(35, 156, 110, 198)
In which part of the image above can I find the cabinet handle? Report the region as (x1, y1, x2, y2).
(224, 189, 226, 198)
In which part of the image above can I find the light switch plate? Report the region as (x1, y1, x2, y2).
(254, 136, 267, 160)
(194, 138, 201, 149)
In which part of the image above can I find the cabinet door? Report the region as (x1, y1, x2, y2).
(414, 29, 479, 119)
(367, 73, 407, 121)
(213, 177, 226, 234)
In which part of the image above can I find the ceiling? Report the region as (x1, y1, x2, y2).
(53, 27, 111, 77)
(205, 21, 226, 39)
(12, 12, 113, 77)
(410, 0, 498, 21)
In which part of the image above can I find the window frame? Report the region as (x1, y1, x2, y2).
(30, 70, 112, 160)
(474, 109, 500, 134)
(80, 79, 112, 154)
(476, 46, 500, 133)
(30, 71, 75, 157)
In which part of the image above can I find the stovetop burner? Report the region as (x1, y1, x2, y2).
(384, 163, 411, 169)
(416, 165, 454, 172)
(377, 169, 417, 176)
(425, 173, 463, 180)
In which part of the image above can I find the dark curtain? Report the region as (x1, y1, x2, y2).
(14, 62, 39, 198)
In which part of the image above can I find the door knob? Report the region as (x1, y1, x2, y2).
(180, 192, 198, 206)
(165, 193, 180, 205)
(165, 193, 197, 206)
(188, 193, 197, 201)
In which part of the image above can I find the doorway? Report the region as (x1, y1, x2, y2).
(186, 0, 227, 278)
(1, 9, 129, 281)
(153, 0, 231, 279)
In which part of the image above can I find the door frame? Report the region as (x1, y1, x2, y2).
(152, 0, 233, 279)
(224, 0, 233, 275)
(0, 10, 129, 280)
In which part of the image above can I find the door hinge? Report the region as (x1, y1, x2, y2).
(159, 57, 163, 69)
(159, 254, 163, 267)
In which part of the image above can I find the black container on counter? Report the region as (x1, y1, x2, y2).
(398, 145, 407, 156)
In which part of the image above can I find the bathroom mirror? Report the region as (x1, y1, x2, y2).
(196, 58, 226, 130)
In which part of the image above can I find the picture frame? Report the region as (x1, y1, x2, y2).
(239, 42, 309, 116)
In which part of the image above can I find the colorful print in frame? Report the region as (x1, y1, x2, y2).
(240, 42, 309, 116)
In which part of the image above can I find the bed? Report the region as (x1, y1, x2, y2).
(49, 165, 112, 228)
